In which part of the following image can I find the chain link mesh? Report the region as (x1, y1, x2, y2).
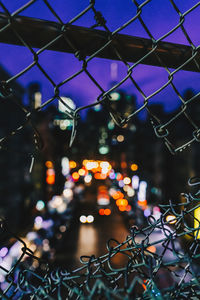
(1, 178, 200, 299)
(1, 0, 200, 299)
(0, 0, 199, 153)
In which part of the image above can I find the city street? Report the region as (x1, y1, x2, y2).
(54, 188, 130, 270)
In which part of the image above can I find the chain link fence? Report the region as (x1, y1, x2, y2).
(0, 0, 200, 153)
(1, 178, 200, 299)
(0, 0, 200, 298)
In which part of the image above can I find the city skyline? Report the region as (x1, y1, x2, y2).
(0, 0, 199, 113)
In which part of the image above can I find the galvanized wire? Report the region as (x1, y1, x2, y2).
(1, 177, 200, 299)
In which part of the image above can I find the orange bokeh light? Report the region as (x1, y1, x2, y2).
(126, 205, 132, 212)
(121, 161, 127, 169)
(72, 172, 80, 181)
(92, 166, 101, 173)
(113, 191, 124, 200)
(116, 173, 123, 181)
(69, 161, 77, 169)
(116, 199, 128, 206)
(46, 174, 55, 185)
(119, 206, 126, 212)
(131, 163, 138, 171)
(98, 192, 109, 198)
(142, 283, 147, 291)
(104, 208, 111, 216)
(46, 168, 55, 185)
(99, 209, 104, 215)
(94, 173, 107, 180)
(45, 161, 53, 168)
(98, 185, 107, 191)
(138, 200, 147, 207)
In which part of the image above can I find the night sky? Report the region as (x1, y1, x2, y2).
(0, 0, 200, 114)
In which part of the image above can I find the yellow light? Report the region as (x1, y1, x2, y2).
(194, 207, 200, 239)
(131, 163, 138, 171)
(116, 199, 128, 206)
(166, 214, 177, 225)
(69, 161, 77, 169)
(78, 168, 86, 176)
(82, 159, 89, 166)
(123, 177, 131, 185)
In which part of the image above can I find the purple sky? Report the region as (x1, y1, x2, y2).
(0, 0, 200, 114)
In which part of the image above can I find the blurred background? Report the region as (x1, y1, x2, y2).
(0, 80, 199, 274)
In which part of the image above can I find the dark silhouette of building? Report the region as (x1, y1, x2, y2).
(0, 65, 29, 229)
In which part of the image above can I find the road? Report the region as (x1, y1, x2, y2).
(54, 188, 130, 270)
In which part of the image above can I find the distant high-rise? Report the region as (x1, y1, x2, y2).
(0, 65, 31, 229)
